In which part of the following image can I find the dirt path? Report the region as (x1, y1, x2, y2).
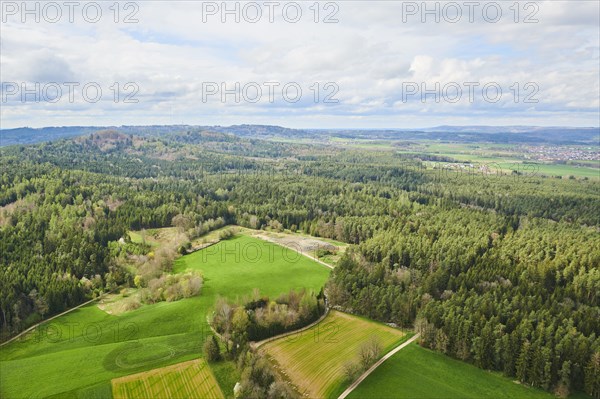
(337, 333, 421, 399)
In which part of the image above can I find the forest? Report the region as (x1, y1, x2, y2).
(0, 128, 598, 397)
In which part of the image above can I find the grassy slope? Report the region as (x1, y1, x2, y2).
(173, 234, 331, 297)
(348, 343, 563, 399)
(0, 234, 330, 399)
(261, 310, 408, 399)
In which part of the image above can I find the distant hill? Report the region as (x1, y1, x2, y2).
(419, 125, 600, 144)
(1, 124, 598, 147)
(0, 126, 108, 146)
(0, 125, 191, 147)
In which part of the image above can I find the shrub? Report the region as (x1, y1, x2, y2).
(141, 272, 202, 304)
(343, 360, 363, 383)
(315, 248, 332, 258)
(267, 381, 297, 399)
(359, 336, 382, 369)
(122, 298, 141, 312)
(219, 229, 235, 240)
(203, 335, 221, 362)
(178, 241, 191, 255)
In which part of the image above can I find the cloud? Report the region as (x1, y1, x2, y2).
(0, 0, 598, 128)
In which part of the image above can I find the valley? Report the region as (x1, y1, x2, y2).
(0, 127, 598, 399)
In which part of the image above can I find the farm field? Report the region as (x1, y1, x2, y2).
(347, 343, 568, 399)
(0, 232, 330, 398)
(112, 358, 224, 399)
(260, 310, 409, 399)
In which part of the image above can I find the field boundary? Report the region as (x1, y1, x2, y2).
(207, 307, 331, 350)
(0, 289, 116, 347)
(187, 239, 220, 254)
(337, 333, 421, 399)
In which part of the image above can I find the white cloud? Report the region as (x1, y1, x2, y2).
(1, 0, 598, 128)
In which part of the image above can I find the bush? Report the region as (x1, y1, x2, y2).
(203, 335, 221, 362)
(219, 229, 235, 240)
(267, 381, 297, 399)
(178, 241, 191, 255)
(315, 248, 333, 258)
(235, 352, 293, 399)
(141, 272, 203, 304)
(359, 336, 382, 369)
(343, 360, 363, 383)
(121, 298, 141, 312)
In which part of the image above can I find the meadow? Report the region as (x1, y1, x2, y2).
(260, 310, 409, 399)
(111, 358, 224, 399)
(0, 233, 330, 398)
(347, 343, 566, 399)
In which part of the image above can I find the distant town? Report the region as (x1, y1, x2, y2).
(521, 145, 599, 162)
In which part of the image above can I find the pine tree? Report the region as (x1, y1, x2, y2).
(516, 341, 531, 384)
(585, 352, 600, 399)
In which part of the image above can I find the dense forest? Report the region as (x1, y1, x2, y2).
(0, 128, 598, 397)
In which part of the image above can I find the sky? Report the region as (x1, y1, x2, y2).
(1, 0, 599, 129)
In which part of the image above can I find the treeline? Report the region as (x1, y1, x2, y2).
(207, 289, 322, 398)
(327, 214, 600, 397)
(0, 164, 127, 336)
(211, 289, 326, 344)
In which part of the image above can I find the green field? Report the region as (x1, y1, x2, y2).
(348, 343, 560, 399)
(112, 358, 224, 399)
(261, 310, 408, 399)
(0, 233, 330, 398)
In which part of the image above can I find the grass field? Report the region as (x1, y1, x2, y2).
(173, 234, 331, 297)
(0, 232, 330, 398)
(348, 343, 565, 399)
(260, 310, 408, 399)
(112, 358, 224, 399)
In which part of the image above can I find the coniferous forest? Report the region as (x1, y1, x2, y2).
(0, 128, 598, 397)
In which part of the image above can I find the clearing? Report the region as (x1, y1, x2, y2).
(246, 228, 348, 267)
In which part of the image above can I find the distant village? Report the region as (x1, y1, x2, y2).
(521, 145, 599, 162)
